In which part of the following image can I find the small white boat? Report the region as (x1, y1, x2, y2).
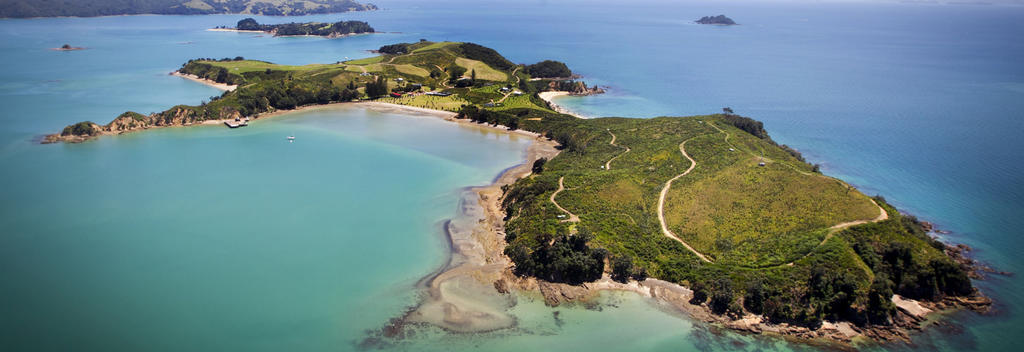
(287, 135, 295, 142)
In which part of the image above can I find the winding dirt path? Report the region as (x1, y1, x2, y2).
(604, 129, 630, 170)
(550, 176, 580, 223)
(657, 137, 714, 263)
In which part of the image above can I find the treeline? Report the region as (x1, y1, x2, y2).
(525, 60, 571, 78)
(455, 43, 515, 71)
(0, 0, 377, 18)
(232, 80, 358, 115)
(720, 113, 769, 139)
(378, 43, 410, 55)
(235, 18, 374, 36)
(456, 105, 519, 130)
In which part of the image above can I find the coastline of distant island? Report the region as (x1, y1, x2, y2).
(43, 40, 996, 348)
(210, 18, 375, 38)
(0, 0, 377, 18)
(51, 44, 86, 51)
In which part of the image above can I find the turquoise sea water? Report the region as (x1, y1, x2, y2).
(1, 0, 1022, 350)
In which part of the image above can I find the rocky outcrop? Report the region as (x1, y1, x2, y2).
(547, 80, 605, 96)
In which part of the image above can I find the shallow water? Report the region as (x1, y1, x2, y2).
(1, 0, 1022, 351)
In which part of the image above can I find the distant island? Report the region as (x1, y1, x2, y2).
(46, 41, 990, 347)
(0, 0, 376, 18)
(51, 44, 85, 51)
(696, 15, 737, 25)
(214, 18, 375, 37)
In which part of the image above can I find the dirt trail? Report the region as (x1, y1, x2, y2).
(657, 137, 714, 263)
(550, 176, 580, 223)
(604, 129, 630, 170)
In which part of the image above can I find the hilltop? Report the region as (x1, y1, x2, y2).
(0, 0, 376, 18)
(46, 41, 987, 345)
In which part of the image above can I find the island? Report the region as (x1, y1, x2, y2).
(696, 15, 737, 25)
(45, 41, 990, 347)
(52, 44, 86, 51)
(0, 0, 376, 18)
(213, 18, 374, 37)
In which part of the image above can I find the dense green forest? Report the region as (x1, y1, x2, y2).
(0, 0, 376, 18)
(233, 18, 374, 36)
(525, 60, 572, 78)
(50, 41, 979, 332)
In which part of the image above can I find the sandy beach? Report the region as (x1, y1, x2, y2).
(538, 91, 589, 118)
(172, 72, 237, 91)
(206, 28, 265, 33)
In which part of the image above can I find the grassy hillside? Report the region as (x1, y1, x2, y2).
(50, 41, 976, 330)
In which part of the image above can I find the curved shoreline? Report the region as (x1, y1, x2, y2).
(538, 91, 589, 119)
(172, 71, 237, 91)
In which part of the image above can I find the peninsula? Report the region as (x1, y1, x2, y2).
(696, 15, 737, 25)
(213, 18, 375, 37)
(0, 0, 377, 18)
(46, 41, 989, 346)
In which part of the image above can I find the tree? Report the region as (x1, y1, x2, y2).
(709, 278, 735, 314)
(470, 69, 477, 84)
(611, 255, 634, 283)
(690, 281, 708, 305)
(723, 107, 734, 114)
(365, 76, 388, 98)
(744, 279, 767, 314)
(531, 158, 547, 174)
(867, 274, 896, 324)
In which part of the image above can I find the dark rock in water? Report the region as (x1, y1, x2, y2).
(696, 15, 737, 25)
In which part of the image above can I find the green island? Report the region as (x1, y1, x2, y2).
(0, 0, 376, 18)
(46, 40, 990, 345)
(217, 18, 375, 37)
(696, 15, 737, 25)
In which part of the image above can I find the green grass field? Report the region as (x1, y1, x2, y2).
(205, 60, 341, 74)
(455, 57, 507, 81)
(412, 41, 461, 53)
(344, 55, 385, 65)
(376, 94, 470, 112)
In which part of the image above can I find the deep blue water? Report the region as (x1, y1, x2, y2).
(0, 0, 1021, 350)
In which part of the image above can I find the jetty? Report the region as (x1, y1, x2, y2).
(224, 117, 249, 128)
